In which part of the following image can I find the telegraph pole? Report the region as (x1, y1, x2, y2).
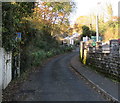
(96, 2, 100, 42)
(96, 15, 99, 42)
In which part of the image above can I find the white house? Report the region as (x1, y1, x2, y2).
(63, 33, 80, 45)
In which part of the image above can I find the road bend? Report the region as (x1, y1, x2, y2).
(13, 51, 106, 101)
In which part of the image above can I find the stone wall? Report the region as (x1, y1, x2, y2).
(87, 52, 120, 80)
(80, 41, 120, 80)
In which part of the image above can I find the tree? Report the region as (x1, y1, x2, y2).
(2, 1, 76, 78)
(2, 2, 35, 51)
(81, 25, 96, 38)
(81, 25, 90, 37)
(74, 15, 97, 34)
(33, 2, 75, 36)
(103, 20, 119, 41)
(73, 23, 82, 33)
(106, 3, 113, 20)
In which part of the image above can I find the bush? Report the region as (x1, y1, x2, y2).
(46, 51, 54, 57)
(20, 28, 75, 73)
(30, 45, 74, 67)
(31, 50, 47, 66)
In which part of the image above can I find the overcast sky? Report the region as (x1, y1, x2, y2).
(69, 0, 119, 24)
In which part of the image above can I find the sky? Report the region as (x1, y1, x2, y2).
(69, 0, 120, 24)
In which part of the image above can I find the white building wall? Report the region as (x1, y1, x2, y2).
(0, 48, 4, 102)
(2, 50, 12, 89)
(0, 48, 12, 102)
(70, 38, 74, 45)
(0, 48, 12, 90)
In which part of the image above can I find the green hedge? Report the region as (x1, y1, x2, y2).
(30, 46, 74, 67)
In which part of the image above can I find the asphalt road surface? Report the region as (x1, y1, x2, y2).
(13, 51, 106, 101)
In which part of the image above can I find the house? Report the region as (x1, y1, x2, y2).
(63, 33, 80, 45)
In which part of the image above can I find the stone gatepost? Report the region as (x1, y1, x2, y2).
(110, 40, 119, 55)
(96, 42, 102, 53)
(80, 41, 85, 61)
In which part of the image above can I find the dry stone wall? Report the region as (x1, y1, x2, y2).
(80, 40, 120, 80)
(87, 52, 120, 79)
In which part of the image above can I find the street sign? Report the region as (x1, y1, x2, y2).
(91, 36, 102, 42)
(91, 36, 102, 46)
(92, 42, 96, 46)
(16, 32, 21, 41)
(91, 36, 96, 42)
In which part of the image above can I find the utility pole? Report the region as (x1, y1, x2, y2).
(96, 15, 99, 42)
(96, 2, 101, 42)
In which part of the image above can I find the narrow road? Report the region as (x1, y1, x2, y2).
(13, 51, 106, 101)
